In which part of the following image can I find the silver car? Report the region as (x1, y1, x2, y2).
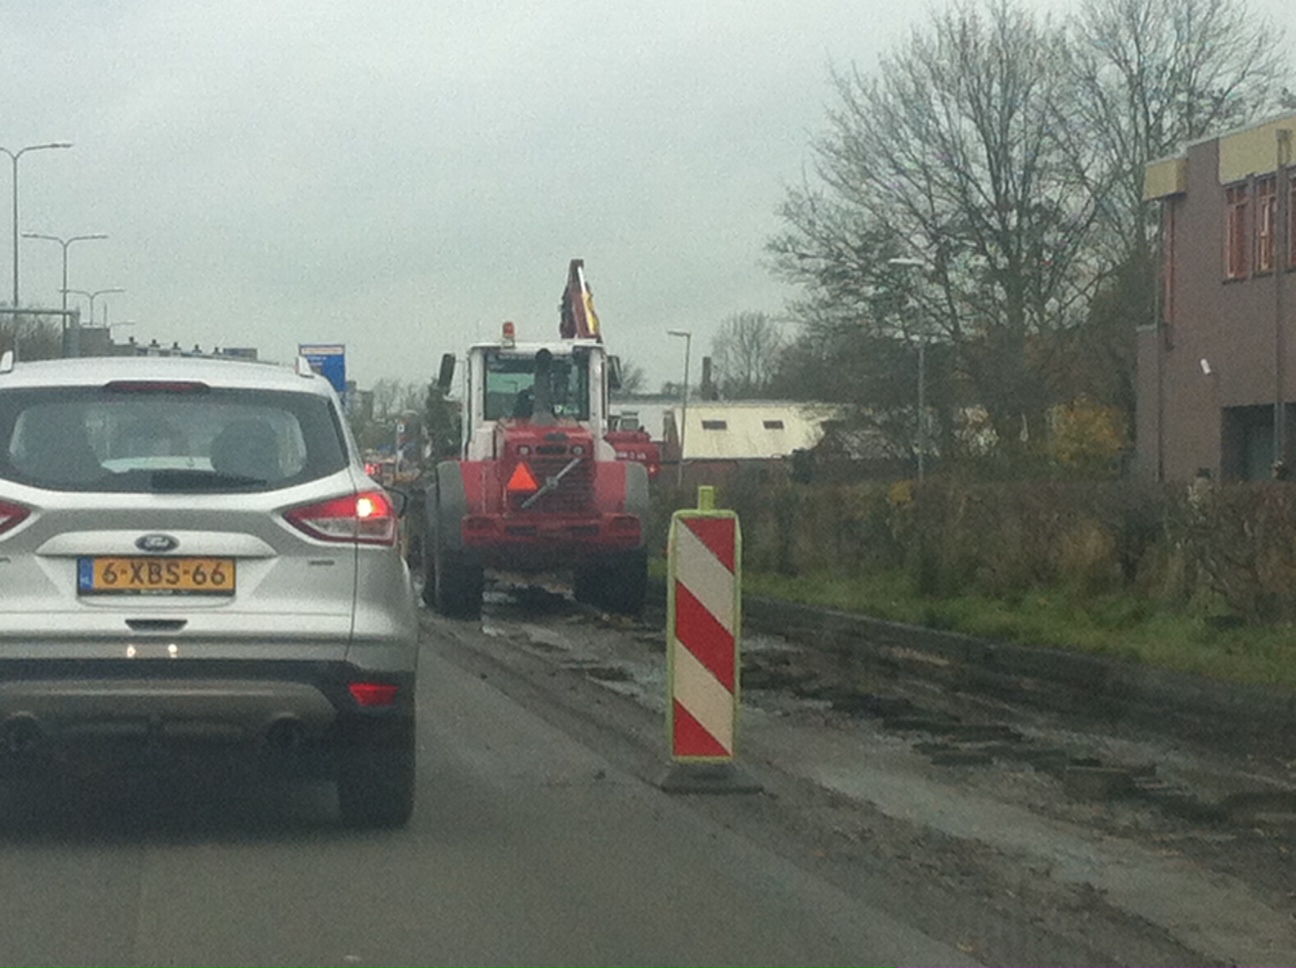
(0, 352, 419, 827)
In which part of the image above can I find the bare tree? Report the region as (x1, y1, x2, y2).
(771, 0, 1286, 459)
(773, 0, 1098, 452)
(611, 358, 647, 398)
(368, 379, 400, 420)
(368, 379, 425, 419)
(350, 379, 431, 453)
(0, 312, 63, 361)
(710, 311, 785, 398)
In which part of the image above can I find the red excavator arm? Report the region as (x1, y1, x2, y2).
(559, 258, 602, 341)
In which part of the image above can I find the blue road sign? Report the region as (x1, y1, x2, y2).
(298, 343, 346, 395)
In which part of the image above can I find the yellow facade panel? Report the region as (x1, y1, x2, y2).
(1143, 157, 1187, 200)
(1218, 116, 1295, 184)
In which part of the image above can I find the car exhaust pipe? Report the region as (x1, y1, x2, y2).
(265, 715, 305, 752)
(0, 715, 44, 756)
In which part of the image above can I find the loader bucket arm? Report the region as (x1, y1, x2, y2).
(559, 258, 602, 341)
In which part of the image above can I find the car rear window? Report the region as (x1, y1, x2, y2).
(0, 385, 348, 492)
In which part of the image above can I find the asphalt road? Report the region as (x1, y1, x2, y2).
(0, 617, 968, 968)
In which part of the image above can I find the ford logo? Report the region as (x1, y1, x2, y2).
(135, 533, 179, 553)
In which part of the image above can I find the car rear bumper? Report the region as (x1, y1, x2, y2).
(0, 677, 337, 739)
(0, 659, 415, 754)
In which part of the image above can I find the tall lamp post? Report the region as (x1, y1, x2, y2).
(24, 232, 108, 356)
(1, 143, 72, 311)
(887, 257, 929, 482)
(667, 329, 692, 487)
(62, 287, 124, 328)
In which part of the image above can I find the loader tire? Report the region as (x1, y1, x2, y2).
(433, 539, 483, 619)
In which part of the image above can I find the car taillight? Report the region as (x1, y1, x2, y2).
(283, 491, 398, 546)
(348, 682, 400, 707)
(0, 499, 30, 536)
(102, 380, 210, 394)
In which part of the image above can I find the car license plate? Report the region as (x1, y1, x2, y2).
(77, 557, 236, 595)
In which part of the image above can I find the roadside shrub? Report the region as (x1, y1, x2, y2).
(1168, 482, 1296, 622)
(1047, 397, 1127, 478)
(652, 467, 1296, 624)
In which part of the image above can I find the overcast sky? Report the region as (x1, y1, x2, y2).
(2, 0, 1292, 393)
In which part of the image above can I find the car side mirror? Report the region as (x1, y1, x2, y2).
(607, 355, 623, 392)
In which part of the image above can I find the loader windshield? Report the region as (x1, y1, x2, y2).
(484, 348, 591, 421)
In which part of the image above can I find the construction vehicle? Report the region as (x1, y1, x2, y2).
(606, 410, 662, 481)
(421, 260, 649, 618)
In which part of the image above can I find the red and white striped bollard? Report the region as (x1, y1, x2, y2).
(660, 486, 760, 793)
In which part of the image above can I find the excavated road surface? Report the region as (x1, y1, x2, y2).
(426, 580, 1296, 967)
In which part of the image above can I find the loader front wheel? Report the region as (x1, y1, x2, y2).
(433, 538, 483, 619)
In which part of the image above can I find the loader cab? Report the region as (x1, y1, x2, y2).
(457, 329, 614, 462)
(482, 347, 592, 423)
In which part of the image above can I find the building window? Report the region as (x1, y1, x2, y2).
(762, 419, 785, 430)
(1256, 176, 1276, 273)
(1224, 183, 1248, 280)
(701, 420, 727, 430)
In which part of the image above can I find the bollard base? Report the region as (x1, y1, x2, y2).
(658, 761, 763, 795)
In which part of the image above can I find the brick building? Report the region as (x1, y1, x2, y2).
(1140, 111, 1296, 481)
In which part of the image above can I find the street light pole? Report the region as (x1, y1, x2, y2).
(667, 329, 692, 487)
(0, 142, 72, 311)
(24, 232, 108, 356)
(62, 287, 124, 330)
(917, 336, 926, 482)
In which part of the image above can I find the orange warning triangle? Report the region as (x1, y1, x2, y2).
(506, 462, 539, 493)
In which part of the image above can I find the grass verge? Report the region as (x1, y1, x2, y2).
(739, 569, 1296, 693)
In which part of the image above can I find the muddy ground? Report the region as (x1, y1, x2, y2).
(432, 581, 1296, 965)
